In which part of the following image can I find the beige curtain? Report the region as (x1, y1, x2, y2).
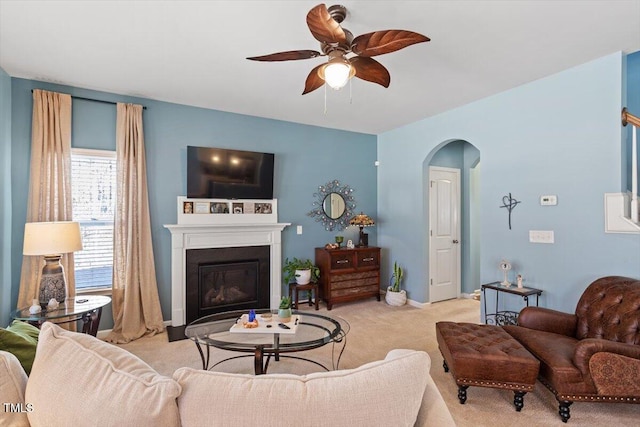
(105, 103, 164, 343)
(17, 90, 75, 309)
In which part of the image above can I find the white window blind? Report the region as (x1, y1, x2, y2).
(71, 148, 116, 290)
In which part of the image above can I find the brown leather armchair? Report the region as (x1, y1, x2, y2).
(503, 276, 640, 422)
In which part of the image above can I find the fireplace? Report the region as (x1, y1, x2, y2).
(165, 218, 289, 327)
(185, 246, 270, 324)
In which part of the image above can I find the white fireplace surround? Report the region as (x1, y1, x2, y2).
(165, 197, 289, 326)
(164, 222, 290, 327)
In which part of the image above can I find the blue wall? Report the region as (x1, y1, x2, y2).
(9, 79, 377, 327)
(0, 68, 12, 326)
(378, 52, 640, 314)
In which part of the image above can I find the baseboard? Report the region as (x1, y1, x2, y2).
(407, 298, 430, 309)
(380, 288, 430, 309)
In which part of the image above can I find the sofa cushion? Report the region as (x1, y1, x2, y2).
(26, 323, 181, 427)
(173, 349, 430, 427)
(0, 350, 29, 427)
(385, 350, 456, 427)
(0, 320, 40, 375)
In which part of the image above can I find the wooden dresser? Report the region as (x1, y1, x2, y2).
(315, 246, 381, 310)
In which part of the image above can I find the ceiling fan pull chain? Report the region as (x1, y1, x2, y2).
(324, 84, 328, 115)
(349, 79, 353, 104)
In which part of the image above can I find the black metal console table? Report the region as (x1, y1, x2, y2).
(481, 282, 542, 326)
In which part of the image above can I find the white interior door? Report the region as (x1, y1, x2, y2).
(429, 167, 461, 302)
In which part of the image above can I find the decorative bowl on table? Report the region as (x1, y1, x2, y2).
(258, 313, 273, 322)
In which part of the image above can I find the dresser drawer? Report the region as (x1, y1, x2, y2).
(329, 252, 354, 270)
(331, 284, 380, 298)
(356, 250, 379, 268)
(329, 270, 378, 283)
(330, 274, 379, 290)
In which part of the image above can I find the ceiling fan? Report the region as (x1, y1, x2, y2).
(247, 3, 430, 95)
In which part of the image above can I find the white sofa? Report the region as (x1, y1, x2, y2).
(1, 322, 455, 427)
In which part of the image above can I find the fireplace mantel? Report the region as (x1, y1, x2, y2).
(164, 222, 290, 326)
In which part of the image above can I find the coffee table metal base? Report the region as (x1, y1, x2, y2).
(193, 330, 348, 375)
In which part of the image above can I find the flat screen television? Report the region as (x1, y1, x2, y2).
(187, 146, 274, 199)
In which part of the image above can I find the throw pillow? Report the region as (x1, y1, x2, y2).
(0, 350, 30, 427)
(26, 323, 182, 427)
(0, 320, 40, 375)
(173, 349, 430, 427)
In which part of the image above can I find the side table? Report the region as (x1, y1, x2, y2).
(11, 295, 111, 336)
(481, 282, 542, 326)
(288, 282, 320, 310)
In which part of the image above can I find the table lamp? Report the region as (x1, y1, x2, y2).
(349, 212, 375, 247)
(23, 221, 83, 306)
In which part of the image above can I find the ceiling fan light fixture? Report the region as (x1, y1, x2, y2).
(320, 56, 355, 90)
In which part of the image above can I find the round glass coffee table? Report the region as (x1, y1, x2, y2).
(185, 310, 349, 375)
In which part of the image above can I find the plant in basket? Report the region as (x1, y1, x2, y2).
(385, 261, 407, 306)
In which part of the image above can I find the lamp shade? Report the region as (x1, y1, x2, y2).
(349, 213, 375, 227)
(23, 221, 83, 256)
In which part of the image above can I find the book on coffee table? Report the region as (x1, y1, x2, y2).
(229, 314, 300, 334)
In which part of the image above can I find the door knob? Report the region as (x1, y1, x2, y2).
(452, 239, 459, 244)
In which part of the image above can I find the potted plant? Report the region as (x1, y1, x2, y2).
(385, 261, 407, 306)
(283, 257, 320, 285)
(278, 296, 292, 322)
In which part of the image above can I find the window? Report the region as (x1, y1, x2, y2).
(71, 148, 116, 292)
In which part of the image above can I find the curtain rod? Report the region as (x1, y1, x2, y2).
(30, 90, 147, 109)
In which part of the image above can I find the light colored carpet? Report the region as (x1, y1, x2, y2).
(115, 298, 639, 426)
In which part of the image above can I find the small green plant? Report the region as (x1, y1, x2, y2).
(279, 296, 292, 309)
(390, 261, 404, 292)
(282, 257, 320, 284)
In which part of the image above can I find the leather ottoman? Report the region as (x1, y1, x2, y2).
(435, 321, 540, 411)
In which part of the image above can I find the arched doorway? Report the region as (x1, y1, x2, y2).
(423, 140, 480, 302)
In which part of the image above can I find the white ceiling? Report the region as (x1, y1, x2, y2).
(1, 1, 639, 135)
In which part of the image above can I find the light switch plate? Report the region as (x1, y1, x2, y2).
(296, 225, 302, 235)
(529, 230, 554, 243)
(540, 195, 558, 206)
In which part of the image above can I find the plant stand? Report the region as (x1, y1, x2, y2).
(288, 282, 320, 310)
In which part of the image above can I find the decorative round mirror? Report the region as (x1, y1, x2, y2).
(323, 193, 346, 219)
(307, 180, 356, 231)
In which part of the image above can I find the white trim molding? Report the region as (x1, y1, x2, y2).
(604, 193, 640, 234)
(164, 222, 290, 326)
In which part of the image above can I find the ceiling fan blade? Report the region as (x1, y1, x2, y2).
(350, 57, 390, 88)
(247, 50, 322, 62)
(351, 30, 430, 57)
(302, 64, 326, 95)
(306, 4, 346, 45)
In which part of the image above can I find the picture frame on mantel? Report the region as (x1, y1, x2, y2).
(211, 202, 229, 214)
(194, 202, 209, 214)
